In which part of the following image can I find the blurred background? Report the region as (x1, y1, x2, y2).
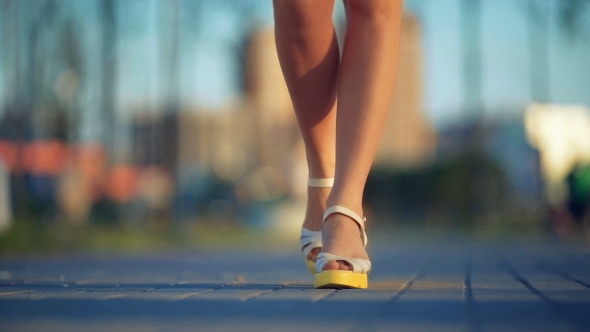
(0, 0, 589, 253)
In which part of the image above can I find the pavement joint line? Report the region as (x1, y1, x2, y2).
(179, 288, 217, 300)
(28, 291, 87, 300)
(84, 287, 156, 293)
(242, 289, 276, 301)
(244, 282, 293, 302)
(463, 263, 473, 303)
(279, 282, 336, 302)
(500, 258, 583, 332)
(536, 260, 590, 289)
(309, 288, 337, 302)
(101, 293, 129, 300)
(172, 289, 217, 300)
(389, 274, 418, 300)
(179, 283, 231, 300)
(463, 252, 483, 332)
(378, 249, 437, 316)
(144, 284, 179, 293)
(0, 289, 36, 296)
(175, 280, 227, 288)
(284, 282, 337, 302)
(387, 251, 435, 302)
(74, 279, 100, 285)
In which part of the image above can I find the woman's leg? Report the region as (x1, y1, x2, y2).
(322, 0, 404, 271)
(273, 0, 340, 260)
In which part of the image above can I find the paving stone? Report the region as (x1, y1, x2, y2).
(0, 287, 37, 298)
(121, 287, 214, 301)
(253, 285, 335, 302)
(187, 284, 281, 301)
(0, 238, 589, 331)
(324, 280, 407, 302)
(470, 253, 574, 331)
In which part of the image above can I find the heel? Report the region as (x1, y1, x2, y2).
(300, 177, 333, 274)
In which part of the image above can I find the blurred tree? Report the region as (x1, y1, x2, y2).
(57, 19, 83, 142)
(101, 0, 117, 161)
(527, 0, 588, 103)
(558, 0, 589, 41)
(160, 0, 180, 109)
(459, 0, 492, 221)
(460, 0, 483, 117)
(29, 0, 57, 109)
(1, 0, 20, 107)
(365, 152, 508, 228)
(527, 0, 551, 103)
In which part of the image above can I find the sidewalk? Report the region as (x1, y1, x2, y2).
(1, 235, 589, 331)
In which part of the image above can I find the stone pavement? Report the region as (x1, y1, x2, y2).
(1, 235, 590, 331)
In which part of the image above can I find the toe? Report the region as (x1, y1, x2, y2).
(339, 260, 352, 271)
(322, 261, 341, 271)
(321, 260, 353, 271)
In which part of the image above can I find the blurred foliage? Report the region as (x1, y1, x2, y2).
(0, 218, 292, 255)
(366, 150, 513, 230)
(558, 0, 590, 40)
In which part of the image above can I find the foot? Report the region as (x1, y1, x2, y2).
(302, 186, 330, 263)
(321, 210, 369, 271)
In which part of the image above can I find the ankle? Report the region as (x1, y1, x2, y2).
(302, 186, 330, 231)
(322, 205, 368, 247)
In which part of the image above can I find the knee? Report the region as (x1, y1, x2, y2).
(345, 0, 402, 23)
(273, 0, 328, 28)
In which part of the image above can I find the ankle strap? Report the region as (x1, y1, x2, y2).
(323, 205, 368, 247)
(307, 177, 334, 187)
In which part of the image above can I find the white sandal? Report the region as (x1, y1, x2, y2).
(300, 177, 333, 274)
(315, 205, 371, 289)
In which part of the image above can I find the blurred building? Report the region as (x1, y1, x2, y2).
(171, 26, 308, 213)
(376, 12, 437, 169)
(244, 28, 300, 166)
(177, 108, 251, 182)
(243, 27, 304, 197)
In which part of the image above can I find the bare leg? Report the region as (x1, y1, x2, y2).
(322, 0, 404, 271)
(273, 0, 338, 178)
(273, 0, 340, 261)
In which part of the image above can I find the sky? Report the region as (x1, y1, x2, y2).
(397, 0, 589, 126)
(155, 0, 590, 127)
(1, 0, 589, 130)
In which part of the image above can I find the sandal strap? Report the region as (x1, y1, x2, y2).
(300, 227, 322, 258)
(323, 205, 368, 247)
(316, 252, 371, 274)
(300, 178, 331, 259)
(307, 177, 334, 187)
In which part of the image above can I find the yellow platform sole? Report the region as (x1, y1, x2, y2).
(315, 270, 368, 289)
